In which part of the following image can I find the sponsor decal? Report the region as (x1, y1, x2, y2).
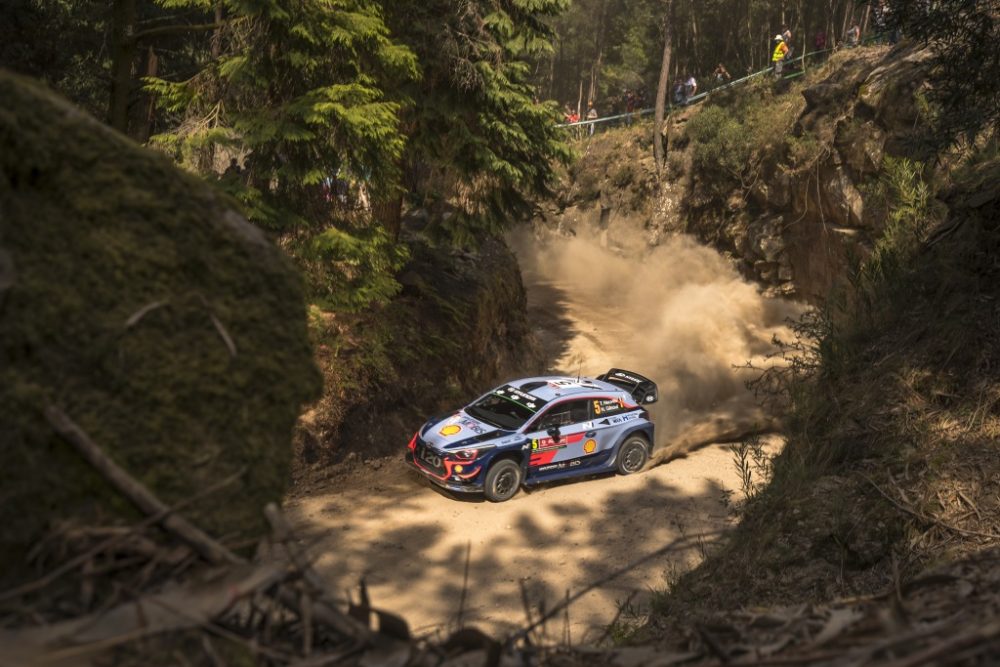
(534, 433, 583, 450)
(604, 412, 641, 426)
(593, 397, 626, 415)
(584, 439, 597, 454)
(459, 418, 487, 435)
(612, 371, 644, 384)
(495, 385, 546, 411)
(547, 378, 600, 390)
(530, 449, 559, 466)
(538, 459, 583, 473)
(439, 424, 462, 437)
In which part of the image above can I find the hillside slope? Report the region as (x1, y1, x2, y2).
(541, 45, 1000, 662)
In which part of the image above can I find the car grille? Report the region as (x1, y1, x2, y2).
(415, 440, 445, 475)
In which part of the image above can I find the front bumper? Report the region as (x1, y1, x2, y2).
(405, 451, 484, 493)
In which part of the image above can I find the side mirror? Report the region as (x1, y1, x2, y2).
(546, 426, 561, 441)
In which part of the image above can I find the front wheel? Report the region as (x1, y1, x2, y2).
(483, 459, 522, 502)
(616, 437, 649, 475)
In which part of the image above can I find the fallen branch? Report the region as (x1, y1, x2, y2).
(0, 561, 287, 666)
(46, 407, 374, 647)
(45, 406, 241, 565)
(0, 468, 245, 602)
(864, 475, 1000, 541)
(263, 504, 376, 643)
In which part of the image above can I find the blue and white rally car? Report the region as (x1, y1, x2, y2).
(405, 369, 658, 501)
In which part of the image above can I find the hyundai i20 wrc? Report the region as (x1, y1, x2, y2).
(405, 369, 659, 501)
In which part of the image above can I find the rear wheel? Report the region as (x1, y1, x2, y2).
(483, 459, 522, 502)
(616, 437, 649, 475)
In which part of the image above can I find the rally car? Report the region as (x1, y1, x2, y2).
(405, 369, 658, 501)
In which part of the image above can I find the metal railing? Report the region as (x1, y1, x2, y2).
(558, 35, 887, 131)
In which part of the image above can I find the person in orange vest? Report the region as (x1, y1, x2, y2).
(772, 34, 789, 77)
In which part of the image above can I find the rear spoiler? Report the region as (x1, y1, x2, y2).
(596, 368, 658, 405)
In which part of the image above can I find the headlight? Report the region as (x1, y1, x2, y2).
(453, 449, 479, 461)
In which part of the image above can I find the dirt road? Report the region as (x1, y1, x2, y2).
(289, 232, 795, 640)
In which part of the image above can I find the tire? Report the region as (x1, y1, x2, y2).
(483, 459, 522, 502)
(616, 436, 649, 475)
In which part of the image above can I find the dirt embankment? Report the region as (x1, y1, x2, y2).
(528, 45, 1000, 660)
(294, 232, 541, 485)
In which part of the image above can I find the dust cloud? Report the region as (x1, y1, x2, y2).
(513, 224, 804, 461)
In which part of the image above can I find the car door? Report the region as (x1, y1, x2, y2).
(588, 395, 639, 459)
(522, 399, 591, 478)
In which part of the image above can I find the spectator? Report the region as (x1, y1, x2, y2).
(685, 75, 698, 102)
(624, 89, 636, 124)
(814, 29, 827, 51)
(586, 101, 598, 136)
(845, 22, 861, 48)
(672, 77, 686, 106)
(813, 29, 828, 63)
(782, 26, 795, 64)
(223, 157, 242, 177)
(713, 63, 731, 86)
(772, 34, 789, 76)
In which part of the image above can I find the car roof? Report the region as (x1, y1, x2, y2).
(505, 376, 625, 403)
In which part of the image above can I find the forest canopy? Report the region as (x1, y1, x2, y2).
(2, 0, 996, 307)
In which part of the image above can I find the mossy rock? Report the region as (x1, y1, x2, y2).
(0, 70, 322, 584)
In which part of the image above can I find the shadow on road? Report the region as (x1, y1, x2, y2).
(288, 442, 749, 642)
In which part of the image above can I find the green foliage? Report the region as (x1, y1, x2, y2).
(889, 0, 1000, 145)
(149, 0, 418, 229)
(0, 0, 110, 118)
(852, 157, 944, 317)
(384, 0, 571, 243)
(291, 223, 409, 311)
(686, 84, 794, 197)
(729, 432, 774, 503)
(784, 131, 825, 171)
(146, 0, 421, 309)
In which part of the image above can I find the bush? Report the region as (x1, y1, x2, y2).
(685, 85, 798, 199)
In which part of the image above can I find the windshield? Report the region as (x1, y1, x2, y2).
(466, 385, 546, 430)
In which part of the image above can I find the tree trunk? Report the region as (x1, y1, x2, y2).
(109, 0, 138, 134)
(653, 0, 674, 174)
(211, 2, 224, 58)
(373, 196, 404, 243)
(138, 45, 158, 143)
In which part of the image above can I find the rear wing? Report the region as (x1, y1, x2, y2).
(596, 368, 658, 405)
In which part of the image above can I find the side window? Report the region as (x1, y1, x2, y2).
(534, 400, 590, 430)
(592, 396, 630, 417)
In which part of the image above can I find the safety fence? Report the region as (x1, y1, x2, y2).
(558, 34, 888, 132)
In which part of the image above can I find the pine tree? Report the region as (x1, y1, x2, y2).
(147, 0, 418, 308)
(384, 0, 572, 244)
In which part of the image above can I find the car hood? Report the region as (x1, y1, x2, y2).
(421, 411, 509, 450)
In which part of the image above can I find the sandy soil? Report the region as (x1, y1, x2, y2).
(288, 253, 789, 641)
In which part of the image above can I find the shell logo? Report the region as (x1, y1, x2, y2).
(439, 424, 462, 437)
(584, 439, 597, 454)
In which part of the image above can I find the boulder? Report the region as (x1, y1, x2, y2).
(0, 71, 322, 584)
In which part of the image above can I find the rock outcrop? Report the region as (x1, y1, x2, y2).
(724, 47, 934, 301)
(0, 71, 322, 583)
